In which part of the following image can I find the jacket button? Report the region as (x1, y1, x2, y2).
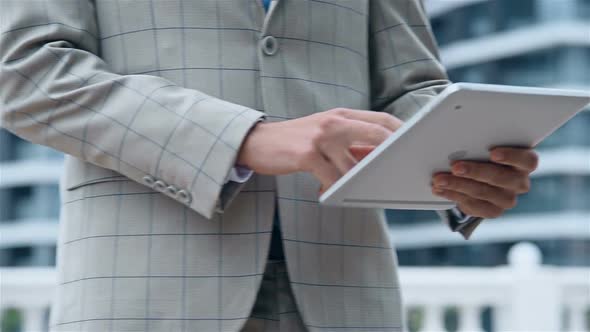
(143, 175, 155, 186)
(166, 185, 178, 196)
(177, 189, 192, 205)
(261, 35, 278, 56)
(153, 180, 167, 191)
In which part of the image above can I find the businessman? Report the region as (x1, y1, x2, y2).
(0, 0, 537, 331)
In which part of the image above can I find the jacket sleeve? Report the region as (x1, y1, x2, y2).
(368, 0, 484, 238)
(0, 0, 266, 220)
(369, 0, 451, 121)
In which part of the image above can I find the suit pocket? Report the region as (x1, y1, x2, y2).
(63, 156, 131, 191)
(65, 175, 129, 191)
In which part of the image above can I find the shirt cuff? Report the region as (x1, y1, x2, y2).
(224, 165, 254, 184)
(222, 117, 266, 185)
(437, 207, 484, 240)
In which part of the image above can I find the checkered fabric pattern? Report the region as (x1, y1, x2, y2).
(0, 1, 451, 331)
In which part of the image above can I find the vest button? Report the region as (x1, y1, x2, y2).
(261, 35, 279, 56)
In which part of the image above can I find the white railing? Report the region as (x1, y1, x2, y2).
(0, 242, 588, 332)
(399, 243, 590, 332)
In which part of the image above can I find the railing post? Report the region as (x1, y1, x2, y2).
(423, 305, 445, 332)
(569, 305, 587, 332)
(23, 306, 45, 332)
(506, 242, 561, 331)
(459, 306, 483, 332)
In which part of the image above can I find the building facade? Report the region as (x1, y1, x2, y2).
(0, 130, 62, 330)
(387, 0, 590, 268)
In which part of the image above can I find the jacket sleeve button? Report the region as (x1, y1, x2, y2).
(143, 175, 155, 186)
(153, 180, 167, 191)
(177, 189, 192, 204)
(166, 185, 178, 196)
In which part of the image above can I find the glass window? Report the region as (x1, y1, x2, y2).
(429, 0, 588, 46)
(386, 209, 439, 225)
(509, 175, 590, 215)
(0, 185, 60, 221)
(498, 0, 537, 30)
(397, 242, 513, 267)
(538, 0, 578, 22)
(535, 239, 590, 266)
(397, 240, 590, 266)
(539, 111, 590, 148)
(579, 0, 590, 18)
(0, 245, 56, 267)
(430, 10, 464, 46)
(449, 47, 590, 89)
(0, 129, 62, 162)
(464, 2, 495, 38)
(0, 246, 33, 267)
(498, 48, 556, 86)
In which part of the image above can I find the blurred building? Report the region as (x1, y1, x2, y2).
(0, 0, 589, 331)
(387, 0, 590, 268)
(0, 131, 62, 268)
(0, 131, 61, 331)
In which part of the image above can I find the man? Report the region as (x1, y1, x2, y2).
(0, 0, 537, 331)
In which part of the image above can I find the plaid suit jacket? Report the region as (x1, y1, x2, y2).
(0, 0, 451, 331)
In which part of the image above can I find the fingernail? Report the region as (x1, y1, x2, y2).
(433, 188, 444, 194)
(492, 151, 505, 161)
(454, 165, 467, 175)
(435, 179, 448, 187)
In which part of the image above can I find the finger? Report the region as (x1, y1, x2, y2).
(334, 108, 404, 132)
(349, 145, 375, 161)
(451, 161, 530, 194)
(322, 146, 358, 175)
(342, 118, 393, 146)
(490, 147, 539, 172)
(431, 188, 504, 219)
(309, 152, 342, 193)
(432, 174, 517, 209)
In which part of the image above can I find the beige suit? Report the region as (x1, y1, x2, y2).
(0, 0, 451, 331)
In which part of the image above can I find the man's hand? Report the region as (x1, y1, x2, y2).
(431, 147, 538, 218)
(236, 108, 403, 194)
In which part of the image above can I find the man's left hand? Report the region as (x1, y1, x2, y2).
(431, 147, 538, 218)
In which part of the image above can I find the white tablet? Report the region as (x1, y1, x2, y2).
(318, 83, 590, 210)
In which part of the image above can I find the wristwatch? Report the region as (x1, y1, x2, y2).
(437, 207, 484, 240)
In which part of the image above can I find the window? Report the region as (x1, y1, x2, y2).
(0, 245, 56, 267)
(430, 9, 464, 46)
(397, 242, 513, 267)
(579, 0, 590, 18)
(0, 129, 62, 162)
(0, 185, 60, 221)
(498, 49, 556, 86)
(449, 47, 590, 89)
(397, 240, 590, 266)
(464, 2, 495, 39)
(386, 209, 439, 225)
(497, 0, 537, 30)
(510, 175, 590, 215)
(539, 111, 590, 148)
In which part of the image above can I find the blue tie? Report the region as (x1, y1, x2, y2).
(262, 0, 271, 12)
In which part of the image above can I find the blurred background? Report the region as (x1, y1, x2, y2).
(0, 0, 588, 331)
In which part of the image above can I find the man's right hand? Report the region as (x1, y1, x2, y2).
(236, 108, 404, 194)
